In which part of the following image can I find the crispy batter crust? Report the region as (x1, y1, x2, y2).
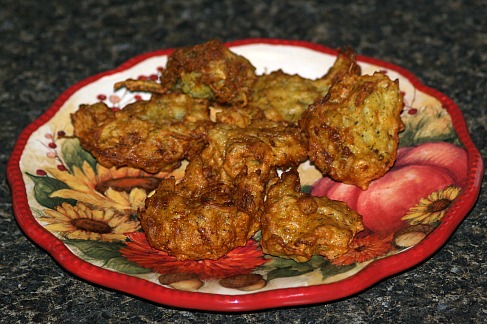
(71, 93, 213, 173)
(300, 72, 404, 189)
(248, 48, 360, 123)
(140, 158, 264, 260)
(261, 170, 364, 262)
(160, 39, 257, 106)
(201, 119, 308, 182)
(213, 104, 266, 128)
(140, 120, 308, 260)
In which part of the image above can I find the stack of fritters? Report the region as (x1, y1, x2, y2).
(71, 40, 404, 262)
(140, 120, 307, 260)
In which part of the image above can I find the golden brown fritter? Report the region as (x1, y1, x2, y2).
(201, 119, 308, 183)
(198, 119, 307, 219)
(71, 93, 213, 173)
(139, 119, 308, 260)
(299, 72, 404, 190)
(160, 39, 257, 106)
(248, 71, 326, 123)
(113, 78, 167, 94)
(139, 157, 264, 260)
(248, 48, 361, 123)
(261, 170, 364, 263)
(213, 104, 266, 128)
(314, 48, 362, 90)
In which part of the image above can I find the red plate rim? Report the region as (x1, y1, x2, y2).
(6, 38, 484, 312)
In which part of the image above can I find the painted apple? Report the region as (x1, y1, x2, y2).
(393, 142, 468, 185)
(311, 142, 467, 234)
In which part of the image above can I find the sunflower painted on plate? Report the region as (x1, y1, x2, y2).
(47, 161, 177, 213)
(39, 202, 140, 242)
(402, 185, 462, 225)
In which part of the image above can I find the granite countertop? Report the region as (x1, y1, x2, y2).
(1, 0, 485, 322)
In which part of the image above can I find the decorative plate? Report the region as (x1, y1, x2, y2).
(7, 39, 483, 312)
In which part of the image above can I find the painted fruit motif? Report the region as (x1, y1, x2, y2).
(311, 142, 467, 234)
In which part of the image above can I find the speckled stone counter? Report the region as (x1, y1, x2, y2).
(1, 0, 485, 322)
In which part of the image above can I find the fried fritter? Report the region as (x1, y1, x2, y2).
(201, 119, 308, 183)
(139, 157, 264, 260)
(299, 72, 404, 190)
(139, 119, 308, 260)
(213, 104, 266, 128)
(113, 78, 167, 94)
(160, 39, 257, 106)
(248, 48, 360, 123)
(314, 48, 362, 90)
(71, 92, 213, 173)
(261, 170, 364, 262)
(248, 71, 326, 123)
(196, 119, 307, 219)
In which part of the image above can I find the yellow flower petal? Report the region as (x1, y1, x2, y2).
(129, 188, 148, 208)
(44, 222, 75, 232)
(47, 167, 91, 192)
(107, 218, 123, 229)
(42, 210, 70, 222)
(50, 189, 128, 210)
(114, 222, 140, 233)
(100, 233, 128, 242)
(96, 164, 117, 183)
(105, 188, 130, 203)
(402, 186, 461, 225)
(81, 161, 97, 184)
(41, 202, 138, 242)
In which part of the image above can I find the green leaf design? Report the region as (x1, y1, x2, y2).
(263, 256, 315, 281)
(252, 230, 262, 242)
(261, 254, 357, 282)
(104, 257, 152, 274)
(267, 266, 314, 282)
(306, 255, 330, 268)
(399, 125, 460, 147)
(66, 239, 124, 260)
(26, 173, 76, 209)
(65, 239, 151, 274)
(31, 207, 46, 218)
(60, 138, 97, 174)
(319, 260, 356, 279)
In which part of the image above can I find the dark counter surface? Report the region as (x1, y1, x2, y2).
(1, 0, 485, 322)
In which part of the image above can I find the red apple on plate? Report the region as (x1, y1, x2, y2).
(311, 142, 467, 234)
